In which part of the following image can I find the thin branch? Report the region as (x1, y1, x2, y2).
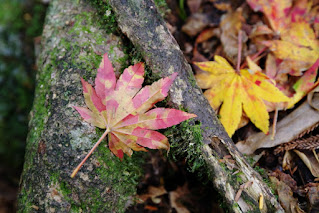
(271, 106, 278, 140)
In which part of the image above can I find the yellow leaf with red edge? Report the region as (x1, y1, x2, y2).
(269, 22, 319, 74)
(246, 0, 292, 34)
(247, 0, 318, 75)
(195, 56, 289, 137)
(247, 0, 312, 34)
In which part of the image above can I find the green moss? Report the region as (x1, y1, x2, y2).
(89, 0, 119, 34)
(143, 64, 162, 85)
(254, 166, 265, 176)
(188, 74, 198, 88)
(154, 0, 170, 17)
(244, 154, 256, 166)
(253, 165, 275, 194)
(17, 188, 34, 213)
(165, 120, 208, 178)
(262, 175, 276, 196)
(50, 171, 72, 200)
(241, 195, 260, 212)
(94, 139, 145, 211)
(235, 171, 244, 183)
(49, 166, 139, 212)
(219, 161, 228, 172)
(23, 56, 53, 171)
(119, 44, 144, 73)
(232, 202, 240, 209)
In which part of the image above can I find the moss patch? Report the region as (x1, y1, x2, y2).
(22, 49, 53, 172)
(154, 0, 170, 17)
(89, 0, 119, 34)
(165, 120, 208, 178)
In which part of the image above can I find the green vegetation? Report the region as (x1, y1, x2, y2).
(0, 0, 47, 171)
(154, 0, 170, 17)
(165, 120, 208, 178)
(89, 0, 119, 34)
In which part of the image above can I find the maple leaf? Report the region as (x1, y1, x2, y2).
(267, 22, 319, 75)
(246, 0, 311, 34)
(247, 0, 291, 33)
(71, 53, 196, 177)
(247, 0, 319, 75)
(195, 55, 289, 137)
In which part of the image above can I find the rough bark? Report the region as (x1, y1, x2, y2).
(18, 0, 145, 212)
(108, 0, 284, 212)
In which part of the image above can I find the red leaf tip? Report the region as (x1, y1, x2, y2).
(80, 78, 88, 93)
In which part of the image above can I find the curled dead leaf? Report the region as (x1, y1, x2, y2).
(307, 85, 319, 111)
(294, 150, 319, 178)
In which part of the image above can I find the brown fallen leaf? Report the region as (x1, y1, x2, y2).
(282, 151, 298, 175)
(271, 170, 298, 193)
(305, 183, 319, 212)
(269, 176, 305, 213)
(137, 185, 167, 203)
(213, 2, 231, 11)
(219, 8, 247, 65)
(182, 13, 212, 37)
(169, 184, 191, 213)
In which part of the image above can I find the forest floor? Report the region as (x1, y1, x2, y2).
(1, 0, 318, 212)
(129, 0, 319, 212)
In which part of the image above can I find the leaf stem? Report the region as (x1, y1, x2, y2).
(236, 30, 243, 74)
(71, 128, 110, 178)
(240, 46, 267, 69)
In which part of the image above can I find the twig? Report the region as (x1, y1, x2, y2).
(271, 106, 278, 140)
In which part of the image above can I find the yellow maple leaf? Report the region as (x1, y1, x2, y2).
(247, 0, 292, 34)
(269, 22, 319, 75)
(195, 56, 290, 137)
